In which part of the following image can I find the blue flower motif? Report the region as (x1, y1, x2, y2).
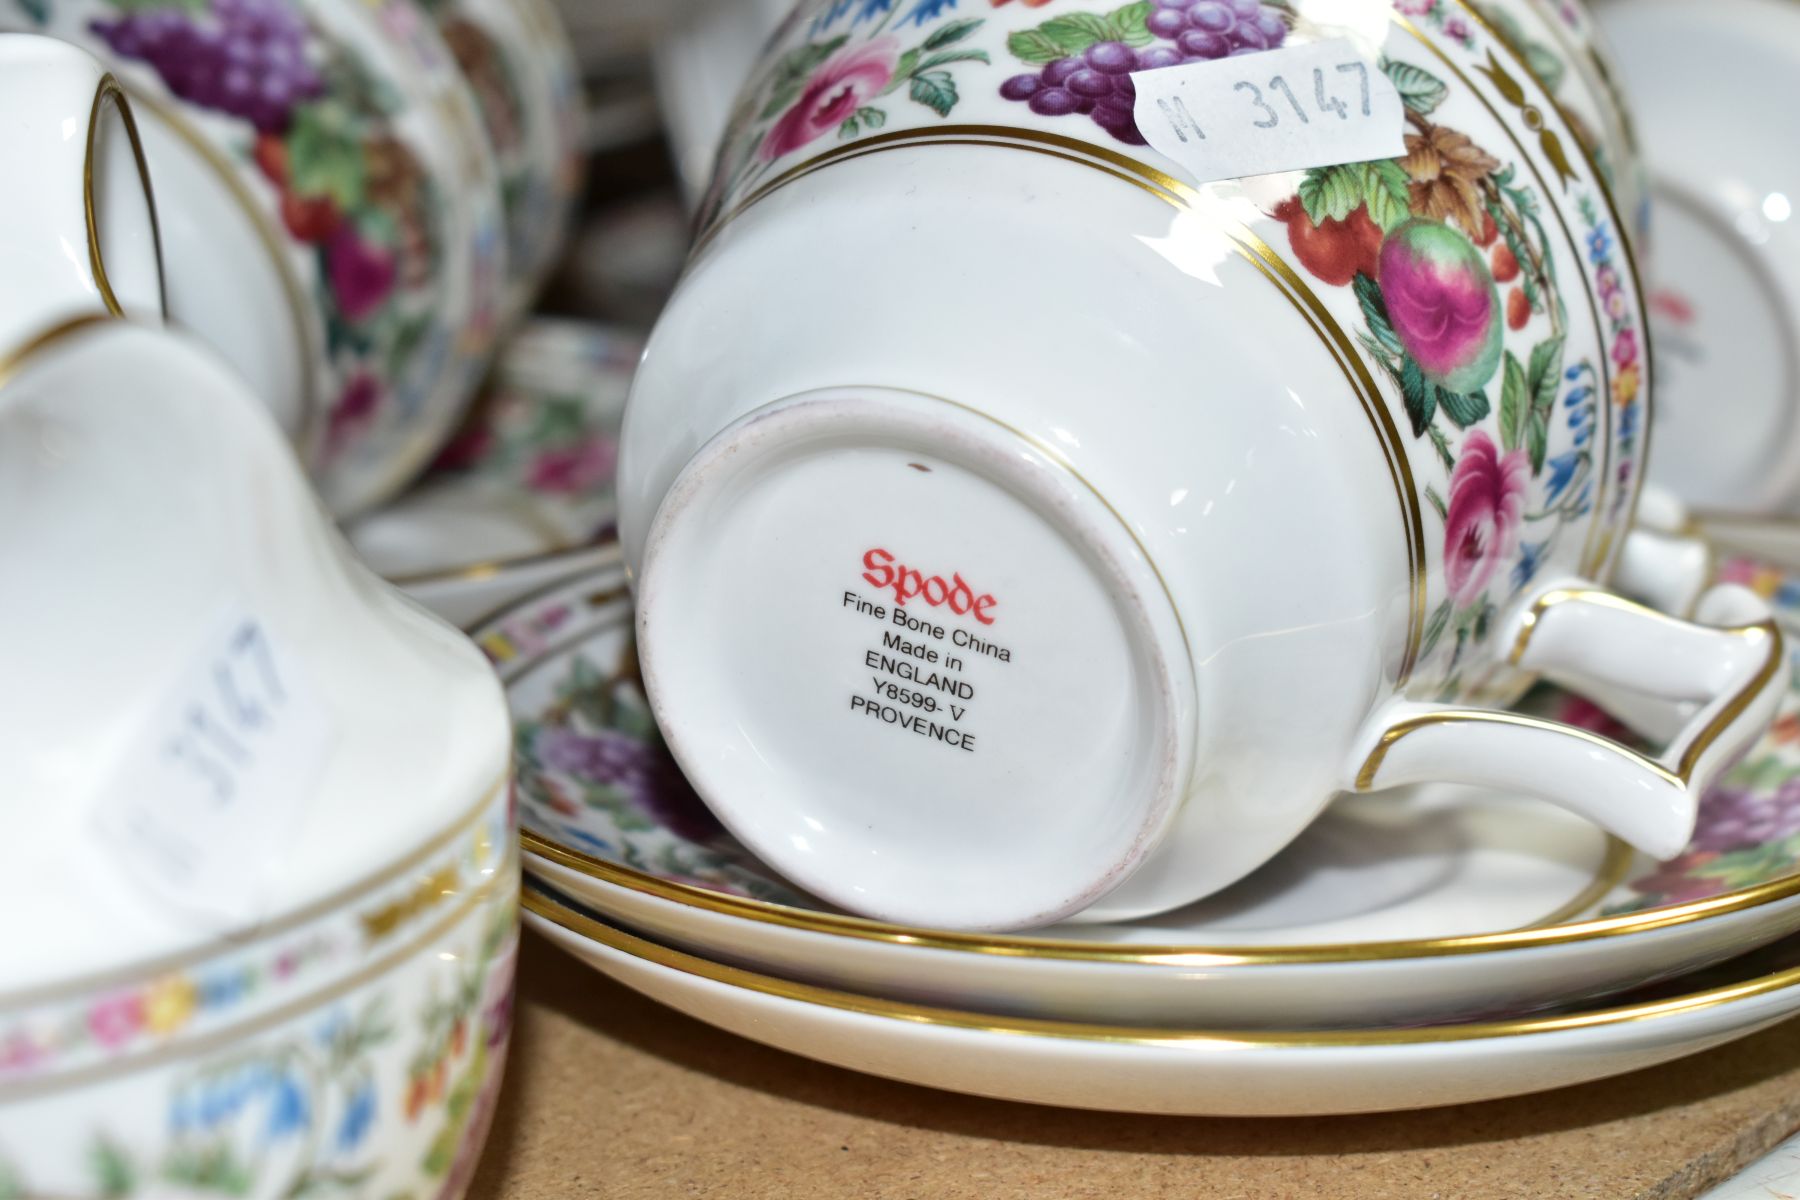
(1563, 385, 1592, 408)
(1619, 400, 1640, 439)
(813, 0, 892, 29)
(1587, 222, 1614, 265)
(903, 0, 958, 24)
(336, 1080, 378, 1152)
(265, 1073, 311, 1141)
(566, 826, 615, 855)
(1543, 450, 1581, 503)
(1512, 541, 1548, 592)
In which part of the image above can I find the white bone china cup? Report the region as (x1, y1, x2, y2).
(619, 0, 1787, 932)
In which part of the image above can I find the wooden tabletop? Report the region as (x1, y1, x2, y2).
(466, 929, 1800, 1199)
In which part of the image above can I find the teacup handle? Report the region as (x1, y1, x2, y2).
(1344, 578, 1786, 859)
(0, 34, 164, 354)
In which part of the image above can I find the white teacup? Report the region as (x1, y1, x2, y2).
(0, 34, 164, 347)
(4, 0, 511, 515)
(620, 0, 1785, 931)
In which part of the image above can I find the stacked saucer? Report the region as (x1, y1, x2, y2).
(343, 317, 639, 628)
(461, 385, 1800, 1113)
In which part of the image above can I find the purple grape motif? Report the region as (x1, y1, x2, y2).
(536, 726, 725, 844)
(998, 2, 1289, 145)
(1692, 779, 1800, 855)
(91, 0, 325, 133)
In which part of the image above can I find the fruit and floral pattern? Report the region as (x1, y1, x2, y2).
(695, 0, 1645, 695)
(414, 0, 577, 307)
(1272, 49, 1609, 691)
(699, 8, 994, 226)
(0, 882, 517, 1200)
(487, 579, 812, 906)
(0, 783, 508, 1087)
(427, 322, 637, 533)
(996, 0, 1287, 145)
(74, 0, 452, 466)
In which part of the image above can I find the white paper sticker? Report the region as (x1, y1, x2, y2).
(93, 604, 334, 929)
(1131, 36, 1407, 185)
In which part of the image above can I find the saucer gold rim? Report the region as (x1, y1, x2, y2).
(510, 586, 1797, 968)
(525, 825, 1781, 967)
(524, 882, 1800, 1046)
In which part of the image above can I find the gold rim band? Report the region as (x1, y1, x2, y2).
(0, 872, 517, 1102)
(84, 76, 167, 320)
(0, 776, 508, 1009)
(0, 313, 119, 394)
(524, 883, 1800, 1046)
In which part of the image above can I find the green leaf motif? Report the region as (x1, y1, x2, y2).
(838, 115, 860, 139)
(1498, 351, 1527, 451)
(1297, 164, 1362, 224)
(923, 16, 983, 49)
(12, 0, 49, 25)
(1438, 386, 1490, 428)
(1107, 0, 1155, 45)
(916, 49, 991, 71)
(1527, 334, 1565, 417)
(909, 70, 958, 117)
(1008, 4, 1149, 62)
(1351, 272, 1403, 358)
(285, 103, 369, 211)
(1419, 598, 1454, 661)
(884, 47, 921, 91)
(759, 35, 848, 119)
(1401, 357, 1436, 437)
(1361, 160, 1413, 232)
(857, 105, 887, 129)
(89, 1138, 134, 1199)
(1526, 409, 1549, 473)
(1006, 28, 1067, 64)
(1382, 59, 1448, 114)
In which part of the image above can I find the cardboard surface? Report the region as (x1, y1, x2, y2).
(466, 930, 1800, 1199)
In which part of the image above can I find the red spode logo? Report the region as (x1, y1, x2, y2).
(861, 548, 998, 625)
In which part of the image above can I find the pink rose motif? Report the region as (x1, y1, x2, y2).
(1612, 327, 1639, 368)
(1444, 431, 1528, 605)
(1595, 264, 1620, 298)
(434, 425, 498, 472)
(760, 38, 900, 162)
(327, 224, 398, 322)
(526, 437, 617, 494)
(1444, 16, 1471, 39)
(89, 993, 145, 1049)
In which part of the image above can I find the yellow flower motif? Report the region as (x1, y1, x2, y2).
(1612, 364, 1639, 407)
(144, 975, 199, 1036)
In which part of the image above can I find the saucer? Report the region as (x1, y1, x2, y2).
(344, 317, 637, 626)
(490, 560, 1800, 1027)
(524, 881, 1800, 1116)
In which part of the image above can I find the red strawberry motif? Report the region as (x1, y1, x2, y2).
(1491, 242, 1520, 283)
(1506, 286, 1531, 331)
(1272, 197, 1385, 287)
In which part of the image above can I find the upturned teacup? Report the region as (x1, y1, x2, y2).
(6, 0, 514, 514)
(619, 0, 1784, 931)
